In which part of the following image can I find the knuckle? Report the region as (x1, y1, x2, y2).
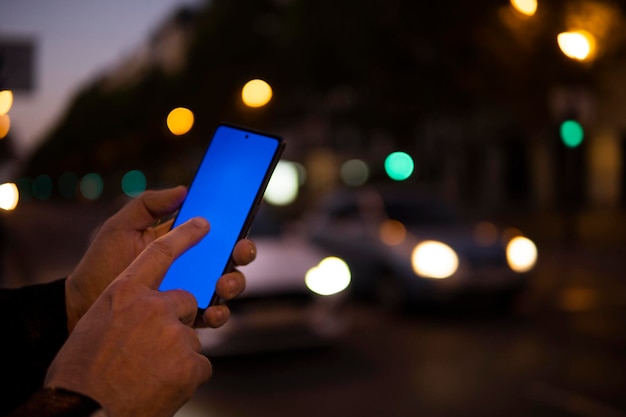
(189, 354, 212, 384)
(108, 278, 136, 297)
(147, 239, 175, 264)
(169, 289, 198, 311)
(187, 327, 202, 352)
(178, 351, 208, 378)
(106, 280, 143, 312)
(138, 189, 154, 200)
(201, 356, 213, 382)
(151, 296, 171, 316)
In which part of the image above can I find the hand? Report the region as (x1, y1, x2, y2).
(65, 186, 255, 331)
(46, 217, 214, 417)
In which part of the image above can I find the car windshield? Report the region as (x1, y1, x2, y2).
(384, 200, 460, 227)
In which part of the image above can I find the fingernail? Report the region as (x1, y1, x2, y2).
(249, 241, 256, 260)
(191, 217, 209, 229)
(214, 308, 225, 323)
(228, 277, 238, 293)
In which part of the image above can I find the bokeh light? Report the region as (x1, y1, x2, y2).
(122, 170, 147, 197)
(0, 183, 19, 211)
(80, 173, 104, 200)
(166, 107, 194, 135)
(560, 120, 584, 148)
(0, 90, 13, 115)
(294, 162, 307, 186)
(412, 241, 459, 279)
(379, 219, 406, 246)
(305, 257, 351, 296)
(557, 287, 597, 312)
(0, 114, 10, 139)
(264, 160, 298, 206)
(33, 175, 53, 200)
(384, 151, 415, 181)
(557, 30, 596, 61)
(510, 0, 537, 16)
(340, 159, 370, 187)
(242, 79, 273, 108)
(506, 236, 538, 273)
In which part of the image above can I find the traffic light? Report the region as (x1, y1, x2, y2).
(560, 120, 584, 148)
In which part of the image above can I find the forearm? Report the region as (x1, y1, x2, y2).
(0, 279, 70, 415)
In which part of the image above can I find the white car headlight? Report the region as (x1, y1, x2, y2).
(411, 240, 459, 279)
(506, 236, 537, 273)
(305, 257, 351, 296)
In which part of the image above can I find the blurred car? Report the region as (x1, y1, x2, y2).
(307, 185, 538, 311)
(198, 206, 352, 356)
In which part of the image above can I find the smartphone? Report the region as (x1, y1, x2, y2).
(159, 123, 285, 309)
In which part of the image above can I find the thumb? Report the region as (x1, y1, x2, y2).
(119, 217, 210, 289)
(110, 186, 188, 230)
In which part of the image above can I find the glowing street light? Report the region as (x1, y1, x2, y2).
(122, 170, 147, 197)
(560, 120, 584, 148)
(242, 79, 273, 108)
(0, 114, 10, 139)
(80, 173, 104, 200)
(167, 107, 194, 136)
(0, 182, 19, 211)
(384, 151, 415, 181)
(340, 159, 370, 187)
(510, 0, 537, 16)
(0, 90, 13, 115)
(557, 30, 596, 62)
(264, 160, 299, 206)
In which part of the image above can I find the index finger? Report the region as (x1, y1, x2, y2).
(120, 217, 210, 289)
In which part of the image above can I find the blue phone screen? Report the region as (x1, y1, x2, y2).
(159, 125, 282, 308)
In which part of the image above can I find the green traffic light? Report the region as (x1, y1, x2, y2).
(384, 151, 414, 181)
(560, 120, 584, 148)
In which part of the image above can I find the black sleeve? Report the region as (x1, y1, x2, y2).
(5, 388, 101, 417)
(0, 279, 70, 415)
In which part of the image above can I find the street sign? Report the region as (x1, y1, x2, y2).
(0, 37, 36, 91)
